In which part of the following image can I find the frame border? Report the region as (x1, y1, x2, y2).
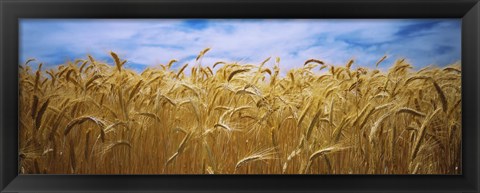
(1, 0, 479, 192)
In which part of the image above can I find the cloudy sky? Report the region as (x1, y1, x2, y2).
(20, 19, 461, 72)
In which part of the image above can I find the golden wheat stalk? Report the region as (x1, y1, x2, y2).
(196, 48, 211, 61)
(235, 147, 276, 171)
(411, 108, 441, 160)
(64, 116, 106, 142)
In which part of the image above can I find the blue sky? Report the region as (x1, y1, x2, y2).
(20, 19, 461, 72)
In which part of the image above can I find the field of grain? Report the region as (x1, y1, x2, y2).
(19, 50, 462, 174)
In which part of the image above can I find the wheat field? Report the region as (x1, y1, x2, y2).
(19, 50, 462, 174)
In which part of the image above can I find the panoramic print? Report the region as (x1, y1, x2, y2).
(19, 19, 461, 174)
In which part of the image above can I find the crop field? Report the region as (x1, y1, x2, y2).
(19, 50, 462, 174)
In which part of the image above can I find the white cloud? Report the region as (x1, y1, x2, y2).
(20, 19, 461, 72)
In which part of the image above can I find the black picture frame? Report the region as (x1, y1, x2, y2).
(1, 0, 479, 192)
